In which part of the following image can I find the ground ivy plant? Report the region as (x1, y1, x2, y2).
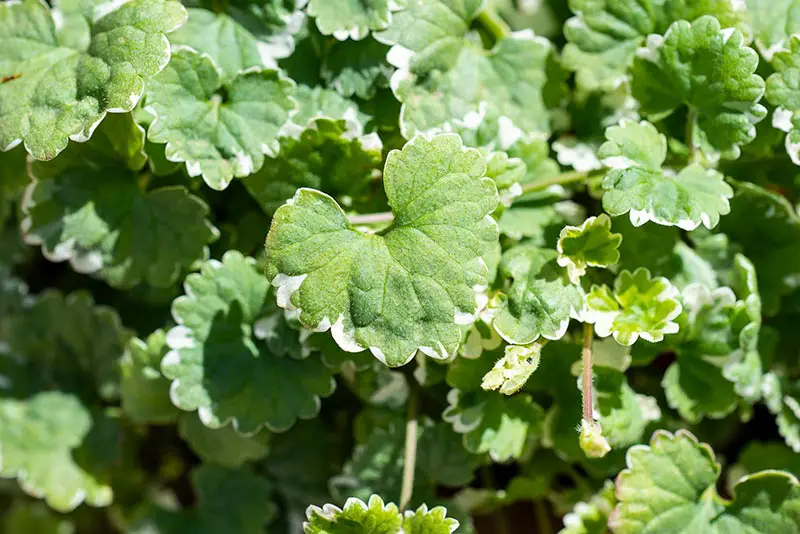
(2, 0, 800, 532)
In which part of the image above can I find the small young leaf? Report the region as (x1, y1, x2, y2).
(632, 16, 766, 159)
(145, 47, 296, 190)
(584, 268, 682, 346)
(491, 245, 583, 345)
(304, 495, 402, 534)
(557, 214, 622, 283)
(322, 37, 393, 99)
(265, 134, 499, 367)
(599, 119, 733, 230)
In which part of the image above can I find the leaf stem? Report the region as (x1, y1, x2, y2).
(581, 323, 594, 423)
(519, 170, 589, 196)
(686, 107, 697, 161)
(476, 9, 510, 42)
(347, 211, 394, 225)
(399, 378, 419, 511)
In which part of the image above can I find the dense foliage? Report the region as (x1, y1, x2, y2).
(3, 0, 800, 532)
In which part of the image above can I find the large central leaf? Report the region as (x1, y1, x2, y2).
(265, 134, 499, 367)
(0, 0, 186, 159)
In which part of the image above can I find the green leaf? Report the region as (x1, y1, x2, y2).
(144, 47, 296, 190)
(631, 16, 766, 159)
(304, 495, 402, 534)
(305, 495, 458, 534)
(168, 8, 273, 82)
(162, 250, 336, 434)
(22, 113, 218, 288)
(443, 378, 546, 462)
(559, 481, 616, 534)
(745, 0, 800, 60)
(0, 0, 187, 159)
(375, 1, 556, 138)
(491, 245, 584, 345)
(765, 36, 800, 165)
(178, 413, 270, 468)
(322, 37, 393, 99)
(593, 366, 661, 449)
(133, 464, 275, 534)
(717, 181, 800, 316)
(598, 119, 733, 231)
(0, 392, 113, 512)
(308, 0, 392, 40)
(265, 134, 499, 367)
(121, 330, 178, 424)
(557, 214, 622, 284)
(763, 373, 800, 453)
(8, 290, 132, 402)
(184, 0, 306, 61)
(402, 504, 461, 534)
(562, 0, 748, 92)
(609, 429, 800, 533)
(585, 268, 682, 346)
(243, 118, 382, 215)
(288, 84, 370, 132)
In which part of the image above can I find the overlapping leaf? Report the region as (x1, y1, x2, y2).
(145, 47, 296, 190)
(265, 134, 499, 367)
(162, 250, 335, 434)
(766, 36, 800, 165)
(0, 0, 187, 159)
(598, 119, 733, 230)
(491, 245, 583, 345)
(375, 1, 557, 138)
(609, 429, 800, 533)
(557, 214, 622, 284)
(562, 0, 747, 91)
(585, 268, 682, 346)
(632, 16, 765, 159)
(121, 330, 177, 424)
(22, 113, 218, 288)
(304, 495, 459, 534)
(244, 118, 382, 215)
(444, 355, 546, 462)
(178, 413, 270, 467)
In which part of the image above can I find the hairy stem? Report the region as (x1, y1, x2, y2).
(347, 211, 394, 225)
(519, 170, 589, 196)
(476, 9, 510, 42)
(399, 380, 419, 511)
(686, 107, 697, 161)
(582, 323, 594, 423)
